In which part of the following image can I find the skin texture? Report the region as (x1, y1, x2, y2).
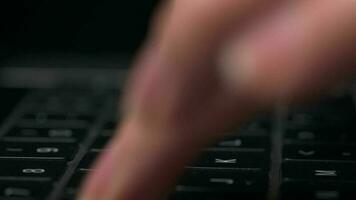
(79, 1, 356, 200)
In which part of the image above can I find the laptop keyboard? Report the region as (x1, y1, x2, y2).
(0, 89, 354, 200)
(281, 96, 356, 200)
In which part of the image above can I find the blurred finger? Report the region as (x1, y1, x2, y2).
(79, 0, 278, 200)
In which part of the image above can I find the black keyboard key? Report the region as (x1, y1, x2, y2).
(0, 142, 77, 160)
(283, 144, 356, 161)
(192, 150, 268, 169)
(178, 169, 268, 193)
(284, 129, 356, 143)
(5, 127, 87, 142)
(23, 112, 95, 123)
(172, 168, 268, 199)
(216, 136, 269, 149)
(0, 180, 51, 199)
(282, 161, 356, 181)
(281, 179, 356, 200)
(0, 160, 65, 180)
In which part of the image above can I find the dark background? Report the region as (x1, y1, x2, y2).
(0, 0, 159, 61)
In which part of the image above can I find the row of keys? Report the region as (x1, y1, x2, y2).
(172, 169, 268, 199)
(4, 127, 87, 142)
(284, 128, 356, 144)
(19, 113, 95, 128)
(283, 144, 356, 161)
(63, 168, 269, 200)
(0, 160, 65, 180)
(63, 117, 272, 200)
(0, 142, 77, 160)
(79, 149, 270, 173)
(283, 161, 356, 181)
(14, 90, 114, 131)
(17, 114, 93, 129)
(89, 129, 270, 151)
(89, 135, 270, 153)
(0, 90, 271, 199)
(25, 90, 109, 114)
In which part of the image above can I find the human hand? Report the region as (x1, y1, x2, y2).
(79, 1, 356, 199)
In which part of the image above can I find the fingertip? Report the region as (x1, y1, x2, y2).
(78, 116, 206, 200)
(219, 38, 258, 96)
